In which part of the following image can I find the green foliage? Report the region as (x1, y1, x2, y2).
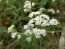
(0, 0, 65, 49)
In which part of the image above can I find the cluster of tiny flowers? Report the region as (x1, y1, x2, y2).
(24, 12, 59, 39)
(24, 1, 35, 13)
(28, 12, 59, 26)
(24, 28, 46, 38)
(17, 34, 21, 39)
(33, 28, 46, 38)
(8, 25, 21, 39)
(24, 13, 48, 39)
(48, 8, 60, 14)
(11, 32, 17, 38)
(23, 1, 60, 42)
(26, 37, 31, 42)
(8, 25, 15, 33)
(11, 32, 21, 39)
(48, 8, 55, 14)
(28, 11, 41, 18)
(49, 18, 59, 25)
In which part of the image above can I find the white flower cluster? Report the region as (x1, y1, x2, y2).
(28, 11, 41, 18)
(24, 28, 46, 38)
(11, 32, 21, 39)
(23, 1, 60, 42)
(11, 32, 17, 38)
(24, 28, 46, 42)
(28, 12, 59, 26)
(48, 8, 55, 14)
(24, 11, 59, 40)
(33, 28, 46, 37)
(49, 18, 59, 25)
(48, 8, 60, 14)
(8, 25, 15, 33)
(26, 37, 31, 42)
(24, 1, 35, 13)
(8, 25, 21, 39)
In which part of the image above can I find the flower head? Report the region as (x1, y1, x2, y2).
(26, 37, 31, 42)
(48, 8, 55, 14)
(32, 2, 35, 6)
(49, 18, 59, 25)
(11, 32, 17, 38)
(17, 34, 21, 39)
(8, 25, 15, 33)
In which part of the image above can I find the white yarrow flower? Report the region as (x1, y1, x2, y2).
(23, 1, 35, 13)
(32, 2, 35, 6)
(28, 11, 41, 18)
(40, 14, 50, 20)
(24, 25, 29, 29)
(48, 8, 55, 14)
(24, 9, 30, 13)
(33, 28, 46, 37)
(8, 25, 15, 33)
(11, 32, 17, 38)
(23, 1, 60, 39)
(35, 11, 41, 15)
(35, 20, 41, 25)
(41, 21, 50, 26)
(17, 34, 21, 39)
(28, 23, 34, 27)
(28, 12, 35, 18)
(24, 24, 34, 30)
(40, 29, 46, 36)
(26, 37, 31, 42)
(34, 16, 43, 25)
(35, 35, 41, 38)
(24, 3, 31, 9)
(24, 1, 31, 9)
(24, 29, 32, 35)
(28, 19, 34, 24)
(49, 18, 59, 25)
